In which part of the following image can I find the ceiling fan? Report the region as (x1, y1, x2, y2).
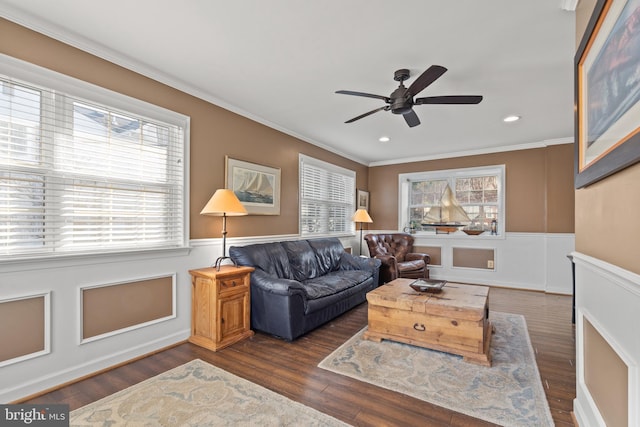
(336, 65, 482, 128)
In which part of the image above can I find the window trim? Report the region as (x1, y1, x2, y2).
(0, 54, 190, 262)
(398, 165, 505, 238)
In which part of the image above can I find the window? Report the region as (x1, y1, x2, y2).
(299, 154, 355, 236)
(0, 63, 187, 259)
(399, 165, 505, 236)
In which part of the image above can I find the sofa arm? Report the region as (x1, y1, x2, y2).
(249, 271, 308, 341)
(339, 252, 381, 271)
(337, 252, 381, 287)
(406, 252, 431, 264)
(375, 254, 397, 268)
(373, 254, 399, 284)
(250, 270, 307, 297)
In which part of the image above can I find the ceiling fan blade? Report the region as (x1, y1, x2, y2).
(407, 65, 447, 97)
(415, 95, 483, 105)
(403, 109, 421, 127)
(336, 90, 390, 103)
(345, 106, 390, 123)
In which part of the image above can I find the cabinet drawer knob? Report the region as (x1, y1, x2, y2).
(413, 323, 426, 332)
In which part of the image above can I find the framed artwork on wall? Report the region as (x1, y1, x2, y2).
(357, 189, 369, 210)
(575, 0, 640, 188)
(225, 156, 281, 215)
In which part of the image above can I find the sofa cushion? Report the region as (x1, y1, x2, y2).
(229, 242, 293, 280)
(301, 270, 371, 299)
(307, 237, 343, 275)
(282, 240, 321, 281)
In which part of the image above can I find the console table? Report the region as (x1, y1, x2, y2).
(188, 265, 254, 351)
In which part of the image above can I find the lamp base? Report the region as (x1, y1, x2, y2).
(214, 256, 237, 271)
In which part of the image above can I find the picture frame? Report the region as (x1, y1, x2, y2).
(356, 189, 369, 210)
(225, 156, 281, 215)
(575, 0, 640, 188)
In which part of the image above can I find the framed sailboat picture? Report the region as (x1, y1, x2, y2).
(225, 157, 281, 215)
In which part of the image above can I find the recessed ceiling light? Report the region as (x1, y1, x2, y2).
(379, 136, 390, 142)
(503, 115, 520, 123)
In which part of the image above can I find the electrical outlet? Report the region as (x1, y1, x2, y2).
(487, 260, 494, 269)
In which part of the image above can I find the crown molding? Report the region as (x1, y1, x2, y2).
(368, 137, 574, 167)
(560, 0, 579, 12)
(2, 8, 572, 169)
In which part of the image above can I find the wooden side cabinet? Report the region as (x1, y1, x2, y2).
(188, 265, 254, 351)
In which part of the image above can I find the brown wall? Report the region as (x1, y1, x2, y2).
(82, 277, 174, 340)
(0, 18, 368, 240)
(452, 248, 495, 270)
(368, 144, 575, 233)
(584, 319, 628, 427)
(574, 0, 640, 275)
(414, 246, 442, 266)
(575, 4, 636, 425)
(1, 18, 578, 242)
(0, 296, 45, 363)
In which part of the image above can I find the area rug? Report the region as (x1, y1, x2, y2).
(70, 359, 348, 426)
(318, 311, 553, 427)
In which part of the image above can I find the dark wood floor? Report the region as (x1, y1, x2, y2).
(23, 287, 576, 426)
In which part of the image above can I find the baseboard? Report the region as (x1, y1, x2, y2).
(573, 393, 605, 427)
(429, 274, 572, 295)
(571, 411, 579, 426)
(3, 329, 190, 403)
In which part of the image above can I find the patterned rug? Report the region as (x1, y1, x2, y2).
(70, 359, 348, 426)
(318, 312, 553, 427)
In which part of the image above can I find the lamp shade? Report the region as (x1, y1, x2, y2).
(200, 189, 248, 216)
(351, 208, 373, 223)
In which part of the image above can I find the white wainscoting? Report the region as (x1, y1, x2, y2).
(0, 232, 573, 402)
(573, 252, 640, 427)
(0, 249, 195, 403)
(360, 231, 575, 294)
(0, 234, 357, 402)
(0, 291, 51, 368)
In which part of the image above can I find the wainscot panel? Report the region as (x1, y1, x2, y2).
(0, 293, 49, 367)
(0, 251, 194, 403)
(81, 275, 175, 342)
(370, 231, 574, 294)
(573, 252, 640, 427)
(413, 245, 442, 267)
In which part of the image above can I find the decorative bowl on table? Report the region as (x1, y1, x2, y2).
(409, 279, 447, 293)
(462, 229, 484, 235)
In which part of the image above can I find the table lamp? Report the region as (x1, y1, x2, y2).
(200, 189, 248, 270)
(352, 208, 373, 256)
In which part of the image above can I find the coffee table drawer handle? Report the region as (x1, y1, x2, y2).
(413, 323, 426, 332)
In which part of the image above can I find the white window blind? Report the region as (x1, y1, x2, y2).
(0, 71, 186, 259)
(299, 154, 355, 236)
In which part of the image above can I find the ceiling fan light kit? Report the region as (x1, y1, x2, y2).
(336, 65, 483, 128)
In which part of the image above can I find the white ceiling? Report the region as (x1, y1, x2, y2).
(1, 0, 577, 166)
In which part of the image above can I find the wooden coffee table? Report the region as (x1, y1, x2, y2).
(364, 278, 493, 366)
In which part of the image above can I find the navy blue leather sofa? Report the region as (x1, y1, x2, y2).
(229, 238, 381, 340)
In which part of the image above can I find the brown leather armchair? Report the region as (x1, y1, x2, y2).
(364, 233, 430, 285)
